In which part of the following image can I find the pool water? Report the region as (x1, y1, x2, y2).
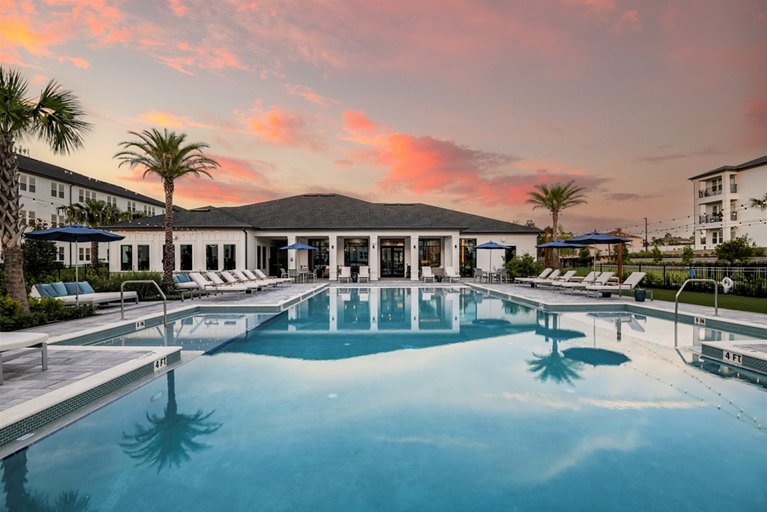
(2, 288, 766, 511)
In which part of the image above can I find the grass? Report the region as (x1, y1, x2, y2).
(647, 288, 767, 314)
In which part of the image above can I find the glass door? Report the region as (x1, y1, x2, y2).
(380, 239, 405, 277)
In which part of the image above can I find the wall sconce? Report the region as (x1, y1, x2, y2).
(331, 245, 334, 250)
(372, 244, 375, 249)
(454, 244, 458, 249)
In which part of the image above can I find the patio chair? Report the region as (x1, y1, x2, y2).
(421, 266, 435, 283)
(339, 266, 352, 283)
(515, 268, 553, 284)
(585, 272, 646, 298)
(493, 268, 510, 284)
(443, 266, 460, 282)
(474, 268, 487, 282)
(358, 266, 370, 283)
(1, 332, 48, 385)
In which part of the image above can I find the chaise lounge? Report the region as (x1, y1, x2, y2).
(585, 272, 646, 298)
(31, 281, 138, 307)
(1, 332, 49, 385)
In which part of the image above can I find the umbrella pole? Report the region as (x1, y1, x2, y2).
(617, 242, 623, 284)
(75, 241, 80, 306)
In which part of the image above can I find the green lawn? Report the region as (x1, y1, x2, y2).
(647, 288, 767, 314)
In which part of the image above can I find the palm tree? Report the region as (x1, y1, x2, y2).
(751, 193, 767, 211)
(114, 129, 219, 291)
(120, 371, 222, 472)
(58, 199, 128, 268)
(0, 67, 90, 312)
(527, 181, 587, 268)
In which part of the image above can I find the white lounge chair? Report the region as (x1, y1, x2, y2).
(358, 266, 370, 283)
(221, 270, 263, 290)
(515, 268, 553, 284)
(551, 271, 597, 289)
(339, 266, 351, 283)
(421, 266, 435, 282)
(586, 272, 646, 298)
(561, 272, 615, 293)
(443, 266, 460, 282)
(539, 270, 577, 286)
(521, 269, 561, 287)
(1, 332, 49, 385)
(189, 272, 247, 295)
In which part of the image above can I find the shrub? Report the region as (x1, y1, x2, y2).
(87, 271, 163, 300)
(505, 254, 543, 280)
(715, 236, 753, 263)
(681, 246, 694, 265)
(651, 245, 663, 264)
(0, 296, 95, 331)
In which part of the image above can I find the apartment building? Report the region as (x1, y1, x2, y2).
(15, 155, 164, 266)
(690, 155, 767, 250)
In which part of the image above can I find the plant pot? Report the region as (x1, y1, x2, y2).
(634, 289, 646, 302)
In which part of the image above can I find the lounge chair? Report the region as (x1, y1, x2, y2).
(189, 272, 247, 295)
(551, 271, 597, 289)
(421, 266, 435, 283)
(31, 281, 138, 306)
(520, 269, 561, 287)
(515, 268, 553, 285)
(0, 332, 49, 385)
(237, 270, 279, 287)
(220, 271, 263, 291)
(338, 266, 351, 283)
(173, 273, 203, 300)
(251, 269, 291, 285)
(443, 266, 460, 282)
(358, 266, 370, 283)
(586, 272, 646, 298)
(538, 270, 577, 286)
(560, 272, 614, 293)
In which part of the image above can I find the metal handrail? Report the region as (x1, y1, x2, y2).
(675, 279, 718, 322)
(121, 280, 167, 325)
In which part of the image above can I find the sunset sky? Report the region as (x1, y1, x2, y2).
(3, 0, 766, 238)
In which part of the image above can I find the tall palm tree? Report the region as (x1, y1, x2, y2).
(751, 193, 767, 211)
(114, 129, 219, 291)
(527, 181, 587, 268)
(58, 199, 128, 268)
(0, 67, 90, 312)
(120, 371, 222, 472)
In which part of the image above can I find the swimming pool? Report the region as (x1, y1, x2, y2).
(2, 287, 766, 511)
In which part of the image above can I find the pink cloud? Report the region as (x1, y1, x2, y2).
(285, 84, 338, 106)
(169, 0, 187, 16)
(246, 107, 324, 149)
(343, 110, 605, 206)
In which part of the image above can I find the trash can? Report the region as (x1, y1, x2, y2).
(634, 289, 647, 302)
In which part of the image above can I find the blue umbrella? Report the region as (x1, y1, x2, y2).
(25, 224, 124, 305)
(280, 242, 316, 250)
(564, 231, 631, 278)
(536, 240, 587, 248)
(474, 241, 511, 271)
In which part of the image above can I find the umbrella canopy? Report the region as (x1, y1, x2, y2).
(24, 224, 125, 243)
(562, 347, 630, 366)
(565, 231, 631, 282)
(536, 240, 587, 249)
(280, 242, 316, 250)
(24, 224, 124, 305)
(474, 241, 511, 271)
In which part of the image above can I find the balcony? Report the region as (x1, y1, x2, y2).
(699, 213, 724, 224)
(698, 188, 722, 198)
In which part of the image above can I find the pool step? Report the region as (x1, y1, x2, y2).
(700, 340, 767, 376)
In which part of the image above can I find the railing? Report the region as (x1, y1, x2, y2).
(121, 280, 166, 325)
(675, 279, 718, 322)
(698, 188, 722, 198)
(699, 213, 724, 224)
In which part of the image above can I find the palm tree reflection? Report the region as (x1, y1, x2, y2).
(527, 313, 585, 385)
(1, 448, 95, 512)
(120, 371, 221, 472)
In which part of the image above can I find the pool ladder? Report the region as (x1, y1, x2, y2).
(674, 278, 718, 347)
(121, 280, 167, 325)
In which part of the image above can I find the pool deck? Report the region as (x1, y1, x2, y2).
(1, 279, 765, 455)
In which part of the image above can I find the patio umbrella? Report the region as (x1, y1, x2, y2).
(24, 224, 125, 305)
(280, 242, 317, 275)
(536, 240, 587, 248)
(562, 347, 630, 367)
(564, 231, 630, 282)
(474, 240, 511, 271)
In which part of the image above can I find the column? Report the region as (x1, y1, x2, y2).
(451, 235, 460, 271)
(369, 234, 379, 281)
(329, 235, 338, 281)
(287, 234, 297, 270)
(410, 235, 420, 281)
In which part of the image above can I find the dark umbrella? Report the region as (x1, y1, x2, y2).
(536, 240, 587, 248)
(24, 224, 124, 305)
(280, 242, 317, 276)
(564, 231, 631, 281)
(562, 347, 630, 366)
(474, 240, 511, 271)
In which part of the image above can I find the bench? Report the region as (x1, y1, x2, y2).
(0, 332, 49, 385)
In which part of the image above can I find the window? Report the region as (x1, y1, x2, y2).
(106, 195, 117, 206)
(78, 246, 91, 262)
(126, 201, 137, 213)
(256, 245, 262, 269)
(344, 239, 368, 268)
(51, 182, 65, 198)
(137, 245, 150, 271)
(143, 205, 156, 216)
(206, 244, 219, 270)
(179, 244, 193, 271)
(712, 230, 722, 244)
(21, 210, 36, 226)
(309, 239, 329, 271)
(418, 238, 442, 267)
(50, 214, 66, 228)
(459, 239, 477, 277)
(223, 244, 236, 270)
(78, 188, 95, 202)
(121, 245, 133, 271)
(504, 246, 517, 262)
(57, 246, 65, 261)
(19, 175, 35, 192)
